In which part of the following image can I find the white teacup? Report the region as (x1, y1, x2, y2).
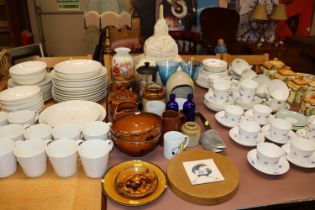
(24, 124, 52, 140)
(0, 111, 8, 126)
(164, 131, 189, 160)
(145, 100, 166, 116)
(308, 115, 315, 131)
(7, 110, 37, 125)
(267, 98, 286, 110)
(78, 139, 113, 178)
(46, 139, 83, 177)
(213, 80, 231, 104)
(0, 139, 16, 178)
(270, 118, 292, 141)
(14, 139, 48, 177)
(52, 123, 81, 140)
(239, 79, 258, 103)
(256, 142, 283, 170)
(290, 137, 315, 162)
(239, 120, 260, 142)
(0, 124, 25, 141)
(252, 104, 272, 125)
(224, 105, 244, 123)
(82, 121, 111, 140)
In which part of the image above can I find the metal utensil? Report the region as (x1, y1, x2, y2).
(196, 112, 226, 152)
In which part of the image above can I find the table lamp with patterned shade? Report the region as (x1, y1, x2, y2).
(250, 3, 268, 43)
(271, 4, 288, 45)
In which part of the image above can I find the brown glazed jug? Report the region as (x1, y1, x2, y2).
(161, 110, 186, 146)
(142, 83, 166, 111)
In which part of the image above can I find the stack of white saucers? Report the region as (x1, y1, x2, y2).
(0, 86, 44, 113)
(38, 100, 106, 127)
(51, 59, 107, 102)
(8, 73, 52, 101)
(196, 58, 229, 88)
(9, 61, 47, 85)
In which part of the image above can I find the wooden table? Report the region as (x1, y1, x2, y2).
(0, 55, 315, 210)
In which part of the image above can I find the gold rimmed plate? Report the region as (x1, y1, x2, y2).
(103, 160, 167, 206)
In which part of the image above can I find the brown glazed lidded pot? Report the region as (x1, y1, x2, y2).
(108, 89, 138, 119)
(111, 112, 161, 142)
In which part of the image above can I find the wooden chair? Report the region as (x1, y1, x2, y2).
(169, 31, 202, 55)
(222, 53, 269, 72)
(6, 43, 44, 64)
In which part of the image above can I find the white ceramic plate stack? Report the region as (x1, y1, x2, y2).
(38, 100, 106, 127)
(196, 58, 229, 88)
(51, 59, 107, 102)
(8, 61, 52, 101)
(0, 86, 44, 113)
(8, 73, 52, 101)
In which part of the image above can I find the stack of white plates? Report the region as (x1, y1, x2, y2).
(8, 73, 52, 101)
(0, 86, 44, 113)
(38, 100, 106, 127)
(51, 60, 107, 102)
(9, 61, 47, 85)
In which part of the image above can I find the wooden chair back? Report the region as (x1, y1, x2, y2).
(221, 53, 269, 72)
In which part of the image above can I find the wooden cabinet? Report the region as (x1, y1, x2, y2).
(0, 0, 30, 48)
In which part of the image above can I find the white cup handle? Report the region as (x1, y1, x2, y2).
(106, 122, 112, 127)
(34, 112, 39, 123)
(182, 135, 190, 149)
(76, 139, 84, 146)
(104, 139, 114, 151)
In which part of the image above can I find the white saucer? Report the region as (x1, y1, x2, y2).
(204, 96, 234, 112)
(247, 149, 290, 175)
(215, 111, 239, 128)
(296, 128, 315, 141)
(229, 127, 265, 147)
(242, 109, 275, 126)
(261, 124, 296, 145)
(282, 143, 315, 168)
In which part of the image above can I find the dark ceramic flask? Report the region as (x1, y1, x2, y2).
(166, 93, 179, 112)
(183, 93, 196, 121)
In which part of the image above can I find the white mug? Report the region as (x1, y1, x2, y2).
(239, 79, 258, 103)
(224, 104, 244, 123)
(46, 139, 83, 178)
(252, 104, 272, 125)
(78, 139, 113, 178)
(13, 139, 48, 177)
(163, 131, 189, 160)
(270, 118, 291, 141)
(52, 123, 81, 140)
(290, 137, 315, 162)
(239, 120, 260, 142)
(82, 121, 111, 140)
(256, 142, 283, 170)
(0, 111, 8, 126)
(0, 124, 25, 141)
(7, 110, 38, 125)
(145, 100, 166, 116)
(212, 80, 231, 104)
(0, 139, 16, 178)
(24, 124, 52, 140)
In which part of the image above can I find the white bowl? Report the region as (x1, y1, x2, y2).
(9, 61, 47, 77)
(12, 71, 47, 85)
(54, 59, 102, 75)
(0, 86, 41, 103)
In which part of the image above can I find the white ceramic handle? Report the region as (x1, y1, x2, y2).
(104, 139, 113, 151)
(182, 135, 190, 149)
(106, 122, 112, 127)
(76, 139, 84, 146)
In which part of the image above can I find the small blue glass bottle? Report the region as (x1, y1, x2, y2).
(183, 93, 196, 121)
(166, 93, 179, 112)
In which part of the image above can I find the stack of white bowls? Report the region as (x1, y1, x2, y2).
(9, 61, 52, 101)
(0, 86, 44, 113)
(196, 58, 229, 88)
(51, 59, 107, 102)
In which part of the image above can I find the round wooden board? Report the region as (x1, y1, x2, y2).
(167, 149, 240, 205)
